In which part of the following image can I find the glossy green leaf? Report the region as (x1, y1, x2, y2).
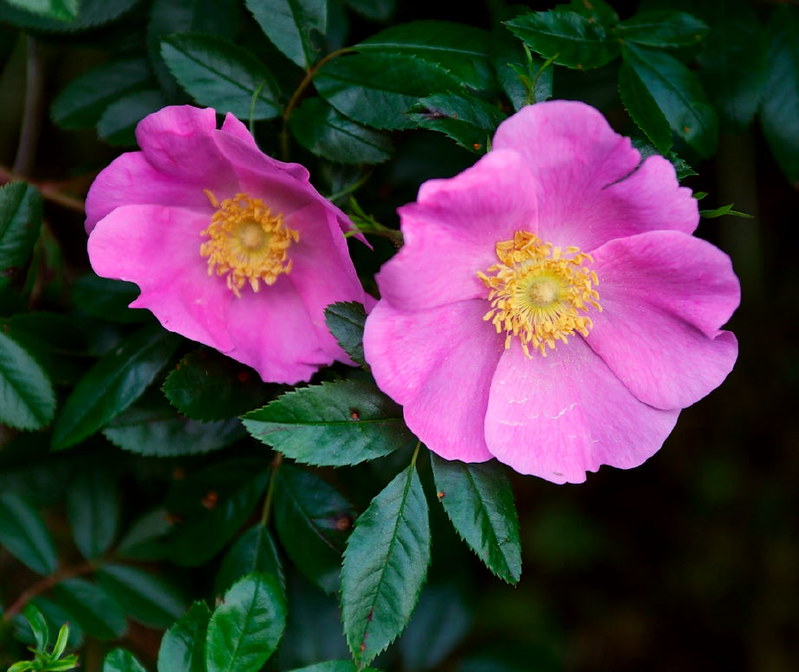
(0, 331, 56, 431)
(621, 43, 718, 157)
(162, 347, 273, 421)
(3, 0, 77, 21)
(22, 603, 50, 649)
(157, 601, 211, 672)
(71, 275, 147, 324)
(52, 579, 127, 640)
(243, 379, 413, 466)
(430, 456, 521, 584)
(274, 465, 355, 593)
(51, 326, 180, 450)
(97, 88, 168, 146)
(315, 53, 461, 130)
(357, 20, 495, 91)
(97, 564, 187, 628)
(760, 6, 799, 184)
(506, 10, 620, 70)
(0, 0, 138, 31)
(341, 464, 430, 666)
(324, 301, 367, 366)
(290, 98, 393, 164)
(66, 469, 119, 560)
(619, 56, 673, 154)
(161, 33, 281, 120)
(245, 0, 327, 68)
(51, 59, 153, 130)
(215, 524, 283, 596)
(615, 11, 708, 48)
(206, 573, 287, 672)
(0, 494, 57, 576)
(493, 36, 553, 110)
(103, 648, 148, 672)
(410, 93, 506, 152)
(0, 181, 42, 286)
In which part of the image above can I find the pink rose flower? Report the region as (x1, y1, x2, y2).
(86, 105, 367, 384)
(363, 101, 740, 484)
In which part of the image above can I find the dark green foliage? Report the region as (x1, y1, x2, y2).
(324, 301, 367, 366)
(0, 494, 58, 575)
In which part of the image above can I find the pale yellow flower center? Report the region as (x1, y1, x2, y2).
(477, 230, 602, 357)
(200, 190, 299, 297)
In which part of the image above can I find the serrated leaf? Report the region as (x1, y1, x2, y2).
(430, 456, 521, 584)
(161, 33, 281, 120)
(52, 579, 127, 640)
(615, 10, 708, 48)
(506, 10, 620, 70)
(0, 0, 137, 31)
(51, 326, 180, 450)
(157, 601, 211, 672)
(621, 43, 717, 157)
(410, 92, 506, 152)
(0, 494, 57, 576)
(315, 53, 461, 130)
(97, 564, 187, 628)
(619, 56, 673, 154)
(290, 98, 393, 164)
(103, 648, 148, 672)
(0, 181, 42, 286)
(215, 524, 283, 596)
(51, 59, 153, 130)
(97, 88, 168, 146)
(760, 5, 799, 184)
(206, 573, 286, 672)
(243, 379, 413, 466)
(324, 301, 367, 366)
(162, 347, 273, 421)
(274, 465, 355, 593)
(66, 469, 119, 560)
(0, 331, 56, 430)
(341, 463, 430, 666)
(245, 0, 327, 69)
(356, 20, 495, 92)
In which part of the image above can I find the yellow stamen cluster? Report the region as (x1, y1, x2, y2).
(200, 191, 299, 297)
(478, 230, 601, 357)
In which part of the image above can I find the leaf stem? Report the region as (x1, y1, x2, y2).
(260, 452, 284, 526)
(410, 441, 422, 469)
(13, 36, 46, 177)
(0, 164, 86, 213)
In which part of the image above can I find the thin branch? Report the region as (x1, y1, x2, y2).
(0, 164, 86, 213)
(12, 36, 46, 177)
(2, 561, 96, 622)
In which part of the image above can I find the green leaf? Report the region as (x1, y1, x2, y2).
(97, 88, 168, 146)
(324, 301, 367, 366)
(71, 275, 148, 324)
(341, 463, 431, 666)
(430, 456, 521, 584)
(51, 579, 127, 640)
(290, 98, 393, 164)
(215, 524, 283, 596)
(66, 469, 119, 560)
(0, 331, 56, 431)
(22, 603, 50, 650)
(51, 326, 180, 450)
(506, 10, 620, 70)
(493, 36, 553, 110)
(357, 20, 495, 92)
(0, 0, 138, 31)
(206, 573, 287, 672)
(161, 33, 281, 120)
(103, 648, 148, 672)
(621, 43, 718, 157)
(619, 56, 673, 154)
(97, 565, 187, 628)
(700, 203, 753, 219)
(315, 53, 461, 130)
(274, 465, 355, 593)
(157, 601, 211, 672)
(286, 663, 380, 672)
(243, 379, 414, 466)
(556, 0, 618, 25)
(103, 392, 245, 457)
(0, 181, 42, 286)
(615, 11, 708, 48)
(162, 347, 273, 421)
(0, 494, 58, 575)
(3, 0, 77, 21)
(410, 92, 506, 152)
(245, 0, 327, 69)
(344, 0, 393, 22)
(51, 59, 153, 130)
(760, 6, 799, 184)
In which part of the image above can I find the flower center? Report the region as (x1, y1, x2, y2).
(200, 191, 299, 297)
(477, 230, 601, 357)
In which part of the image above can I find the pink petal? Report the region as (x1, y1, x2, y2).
(585, 230, 740, 409)
(485, 338, 680, 484)
(364, 300, 499, 462)
(220, 112, 259, 149)
(492, 101, 698, 251)
(377, 150, 539, 311)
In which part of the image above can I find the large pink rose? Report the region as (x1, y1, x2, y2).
(86, 105, 367, 384)
(363, 101, 740, 484)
